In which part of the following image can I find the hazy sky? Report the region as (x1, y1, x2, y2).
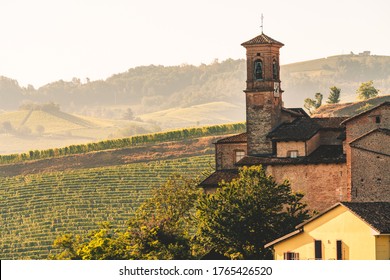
(1, 0, 389, 87)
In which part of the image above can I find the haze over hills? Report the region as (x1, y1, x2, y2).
(0, 54, 389, 153)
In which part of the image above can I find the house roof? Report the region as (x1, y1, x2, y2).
(295, 202, 390, 234)
(215, 133, 247, 144)
(241, 33, 284, 47)
(265, 202, 390, 248)
(312, 95, 390, 118)
(264, 229, 303, 248)
(267, 117, 347, 141)
(236, 145, 345, 166)
(340, 101, 390, 125)
(198, 169, 239, 188)
(282, 107, 310, 118)
(341, 202, 390, 234)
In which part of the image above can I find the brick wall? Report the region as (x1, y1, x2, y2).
(246, 91, 282, 155)
(345, 104, 390, 198)
(216, 142, 247, 170)
(346, 106, 390, 142)
(350, 130, 390, 202)
(276, 141, 306, 157)
(267, 163, 348, 211)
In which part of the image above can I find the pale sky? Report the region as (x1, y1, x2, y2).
(0, 0, 389, 88)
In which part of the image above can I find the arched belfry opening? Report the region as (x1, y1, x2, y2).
(272, 59, 279, 80)
(254, 59, 263, 80)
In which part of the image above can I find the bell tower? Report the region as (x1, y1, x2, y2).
(242, 32, 284, 155)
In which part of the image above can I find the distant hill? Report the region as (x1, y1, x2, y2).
(0, 107, 159, 154)
(138, 101, 245, 129)
(282, 54, 390, 107)
(0, 54, 389, 126)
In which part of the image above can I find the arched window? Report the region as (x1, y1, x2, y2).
(273, 59, 279, 80)
(254, 59, 263, 80)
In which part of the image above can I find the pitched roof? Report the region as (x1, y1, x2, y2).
(282, 107, 310, 118)
(241, 33, 284, 47)
(341, 202, 390, 234)
(267, 117, 347, 141)
(265, 202, 390, 248)
(340, 101, 390, 125)
(215, 133, 247, 144)
(236, 145, 345, 166)
(198, 169, 239, 188)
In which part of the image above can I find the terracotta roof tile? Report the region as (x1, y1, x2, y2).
(341, 202, 390, 233)
(341, 101, 390, 124)
(241, 33, 284, 46)
(282, 107, 310, 118)
(199, 170, 239, 188)
(267, 117, 347, 141)
(215, 133, 247, 144)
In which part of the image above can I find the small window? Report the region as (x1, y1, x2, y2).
(375, 116, 381, 124)
(336, 240, 343, 260)
(288, 150, 298, 158)
(284, 252, 299, 260)
(314, 240, 322, 260)
(235, 150, 245, 163)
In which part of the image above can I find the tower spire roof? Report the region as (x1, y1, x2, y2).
(241, 33, 284, 47)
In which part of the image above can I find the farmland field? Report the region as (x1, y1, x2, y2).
(0, 154, 213, 259)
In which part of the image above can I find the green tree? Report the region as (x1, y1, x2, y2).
(356, 80, 379, 100)
(327, 86, 341, 104)
(304, 92, 323, 115)
(195, 165, 310, 260)
(126, 174, 201, 259)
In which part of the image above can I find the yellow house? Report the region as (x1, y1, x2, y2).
(265, 202, 390, 260)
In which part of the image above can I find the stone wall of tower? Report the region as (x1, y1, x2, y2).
(246, 91, 282, 155)
(244, 41, 283, 156)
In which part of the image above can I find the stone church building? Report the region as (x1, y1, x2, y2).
(199, 32, 390, 211)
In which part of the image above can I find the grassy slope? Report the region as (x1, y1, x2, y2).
(0, 154, 214, 259)
(138, 101, 245, 129)
(0, 110, 156, 154)
(282, 55, 390, 107)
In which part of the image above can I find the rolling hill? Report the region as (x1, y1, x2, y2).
(0, 121, 249, 259)
(1, 53, 389, 127)
(0, 108, 159, 154)
(0, 154, 214, 259)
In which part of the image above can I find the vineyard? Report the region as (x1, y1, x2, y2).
(0, 154, 214, 259)
(0, 122, 245, 164)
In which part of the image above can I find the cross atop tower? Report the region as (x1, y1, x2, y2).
(260, 14, 264, 34)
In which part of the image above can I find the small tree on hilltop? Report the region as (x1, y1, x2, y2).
(356, 80, 379, 100)
(195, 165, 310, 260)
(327, 86, 341, 104)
